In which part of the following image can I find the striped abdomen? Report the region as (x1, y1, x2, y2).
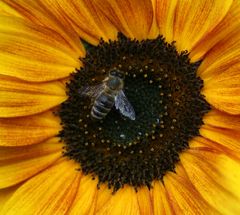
(91, 90, 116, 120)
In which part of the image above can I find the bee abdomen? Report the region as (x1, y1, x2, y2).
(95, 103, 110, 113)
(91, 106, 107, 120)
(91, 93, 115, 120)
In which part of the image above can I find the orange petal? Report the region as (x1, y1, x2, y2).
(93, 0, 154, 40)
(38, 0, 118, 45)
(203, 109, 240, 131)
(156, 0, 178, 43)
(1, 0, 83, 54)
(0, 16, 82, 82)
(136, 186, 153, 215)
(0, 76, 67, 117)
(191, 0, 240, 61)
(0, 138, 63, 188)
(201, 67, 240, 115)
(68, 175, 97, 215)
(97, 186, 140, 215)
(203, 91, 240, 115)
(181, 146, 240, 214)
(198, 25, 240, 80)
(0, 111, 61, 146)
(173, 0, 233, 52)
(200, 125, 240, 159)
(164, 164, 217, 214)
(1, 159, 80, 215)
(148, 0, 159, 39)
(151, 181, 174, 215)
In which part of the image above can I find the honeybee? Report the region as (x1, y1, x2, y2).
(79, 69, 136, 121)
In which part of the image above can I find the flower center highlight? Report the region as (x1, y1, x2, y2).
(58, 33, 210, 192)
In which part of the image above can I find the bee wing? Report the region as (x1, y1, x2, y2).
(115, 90, 136, 120)
(79, 84, 104, 98)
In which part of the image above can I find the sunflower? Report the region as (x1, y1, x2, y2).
(0, 0, 240, 214)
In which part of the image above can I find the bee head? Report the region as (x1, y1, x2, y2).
(107, 69, 124, 90)
(109, 69, 125, 80)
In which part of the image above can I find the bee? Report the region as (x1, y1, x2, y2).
(79, 69, 136, 121)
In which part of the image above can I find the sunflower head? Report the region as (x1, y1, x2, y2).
(58, 33, 210, 191)
(0, 0, 240, 214)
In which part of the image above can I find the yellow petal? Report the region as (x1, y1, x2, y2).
(97, 186, 140, 215)
(151, 181, 174, 215)
(200, 125, 240, 159)
(0, 76, 67, 117)
(156, 0, 178, 43)
(0, 138, 62, 188)
(38, 0, 118, 45)
(0, 16, 82, 82)
(0, 137, 62, 161)
(1, 159, 80, 215)
(68, 175, 97, 215)
(93, 0, 154, 40)
(88, 196, 98, 215)
(201, 67, 240, 115)
(194, 135, 240, 162)
(96, 184, 154, 215)
(164, 164, 218, 214)
(95, 184, 112, 213)
(0, 185, 19, 210)
(204, 109, 240, 131)
(1, 0, 83, 54)
(0, 111, 61, 146)
(191, 0, 240, 61)
(136, 186, 153, 215)
(181, 146, 240, 214)
(0, 1, 21, 17)
(173, 0, 233, 52)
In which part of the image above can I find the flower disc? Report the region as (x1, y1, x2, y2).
(59, 34, 210, 192)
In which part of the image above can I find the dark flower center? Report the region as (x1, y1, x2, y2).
(58, 33, 210, 192)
